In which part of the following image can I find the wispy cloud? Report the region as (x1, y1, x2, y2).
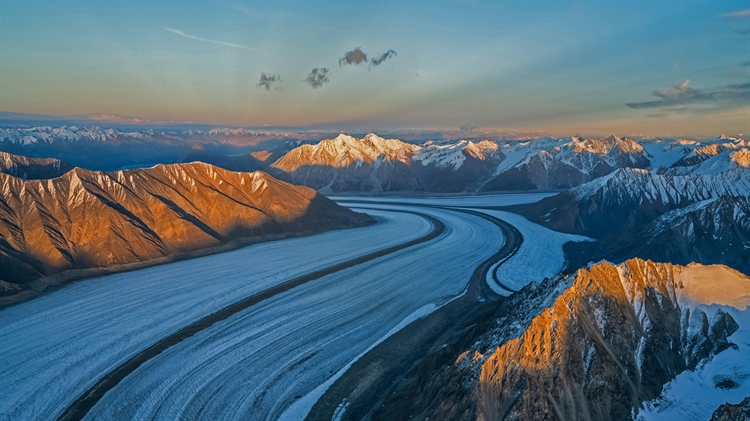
(165, 27, 265, 53)
(722, 8, 750, 18)
(304, 68, 330, 88)
(626, 79, 750, 111)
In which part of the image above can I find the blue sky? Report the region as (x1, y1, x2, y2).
(0, 1, 748, 137)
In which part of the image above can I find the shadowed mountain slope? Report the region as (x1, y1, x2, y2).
(0, 152, 73, 179)
(508, 167, 750, 238)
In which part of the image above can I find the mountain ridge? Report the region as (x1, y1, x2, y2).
(0, 158, 373, 303)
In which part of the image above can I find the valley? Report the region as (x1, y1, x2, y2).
(2, 3, 748, 419)
(1, 195, 567, 420)
(1, 133, 748, 421)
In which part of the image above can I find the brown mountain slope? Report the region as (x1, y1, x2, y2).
(375, 259, 746, 421)
(0, 162, 373, 296)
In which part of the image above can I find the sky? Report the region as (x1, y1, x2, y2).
(0, 0, 748, 137)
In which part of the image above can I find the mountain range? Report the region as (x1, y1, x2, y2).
(0, 160, 372, 302)
(2, 127, 747, 193)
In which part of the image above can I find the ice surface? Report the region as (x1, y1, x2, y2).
(0, 209, 431, 420)
(82, 205, 505, 420)
(0, 193, 584, 421)
(331, 192, 555, 208)
(475, 209, 591, 295)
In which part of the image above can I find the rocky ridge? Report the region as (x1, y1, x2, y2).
(0, 159, 373, 300)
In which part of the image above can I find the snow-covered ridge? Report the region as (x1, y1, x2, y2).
(273, 133, 503, 172)
(572, 166, 750, 203)
(413, 139, 501, 170)
(0, 126, 156, 144)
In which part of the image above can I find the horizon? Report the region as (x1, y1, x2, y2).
(1, 1, 748, 137)
(0, 114, 746, 142)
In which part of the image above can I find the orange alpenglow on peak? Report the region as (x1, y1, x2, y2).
(0, 157, 373, 299)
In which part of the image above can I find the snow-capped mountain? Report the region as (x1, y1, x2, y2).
(0, 158, 372, 297)
(0, 126, 157, 145)
(514, 166, 750, 238)
(413, 140, 505, 192)
(0, 126, 298, 171)
(269, 133, 505, 192)
(2, 126, 748, 192)
(0, 152, 72, 179)
(376, 259, 749, 421)
(661, 145, 750, 175)
(480, 149, 589, 191)
(480, 135, 653, 191)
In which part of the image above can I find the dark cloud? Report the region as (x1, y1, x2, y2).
(741, 62, 750, 67)
(626, 79, 750, 110)
(304, 68, 330, 88)
(339, 48, 367, 66)
(257, 73, 281, 90)
(369, 50, 397, 69)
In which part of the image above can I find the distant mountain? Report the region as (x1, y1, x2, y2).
(480, 135, 652, 191)
(269, 134, 506, 192)
(0, 152, 73, 179)
(414, 140, 505, 192)
(510, 166, 750, 238)
(662, 144, 750, 176)
(376, 259, 748, 421)
(3, 126, 748, 193)
(0, 162, 373, 299)
(0, 126, 300, 171)
(480, 150, 588, 191)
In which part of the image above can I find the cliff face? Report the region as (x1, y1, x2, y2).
(375, 259, 747, 421)
(0, 161, 373, 293)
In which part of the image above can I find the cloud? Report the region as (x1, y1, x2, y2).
(722, 8, 750, 18)
(460, 124, 479, 132)
(369, 50, 397, 69)
(165, 27, 265, 53)
(257, 73, 281, 90)
(741, 61, 750, 67)
(339, 48, 368, 66)
(304, 68, 330, 88)
(626, 79, 750, 110)
(416, 70, 423, 77)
